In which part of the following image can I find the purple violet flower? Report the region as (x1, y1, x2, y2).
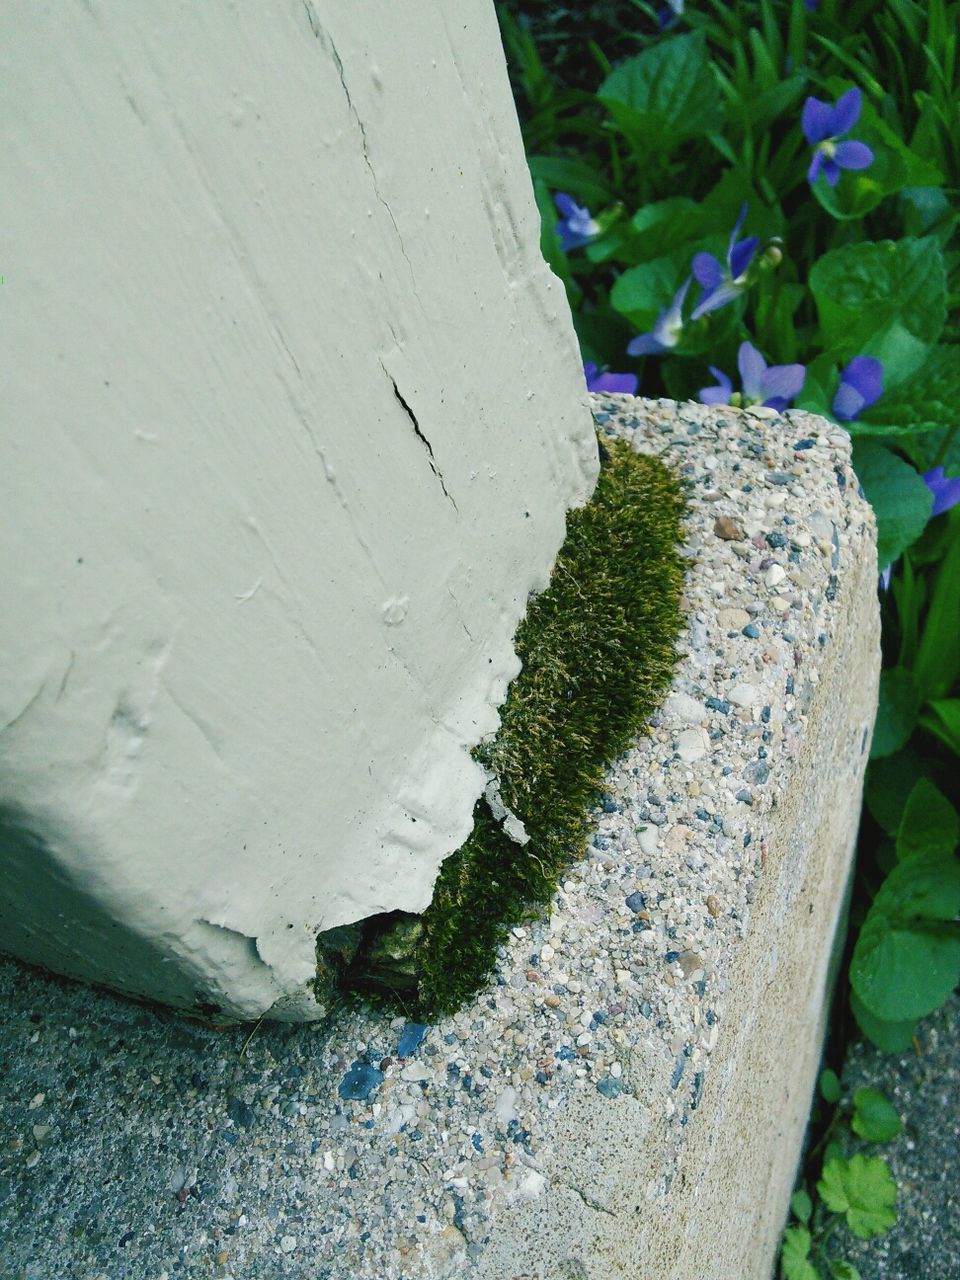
(699, 341, 806, 413)
(878, 465, 960, 592)
(626, 277, 692, 357)
(690, 205, 760, 320)
(832, 356, 884, 421)
(657, 0, 684, 26)
(802, 88, 874, 187)
(584, 362, 638, 395)
(923, 467, 960, 518)
(554, 192, 600, 252)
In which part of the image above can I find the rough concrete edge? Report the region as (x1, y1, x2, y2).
(455, 396, 880, 1280)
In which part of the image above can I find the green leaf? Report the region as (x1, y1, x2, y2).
(851, 893, 960, 1023)
(860, 346, 960, 437)
(817, 1155, 897, 1240)
(852, 442, 933, 572)
(872, 847, 960, 922)
(527, 156, 614, 208)
(824, 1139, 844, 1167)
(609, 255, 687, 330)
(864, 749, 929, 835)
(630, 198, 710, 260)
(829, 1262, 862, 1280)
(919, 699, 960, 755)
(598, 34, 722, 153)
(791, 1188, 813, 1225)
(780, 1225, 820, 1280)
(912, 532, 960, 702)
(896, 779, 959, 862)
(809, 238, 947, 358)
(852, 1088, 902, 1142)
(587, 197, 712, 269)
(810, 170, 886, 223)
(900, 186, 956, 239)
(850, 989, 917, 1052)
(871, 666, 922, 760)
(819, 1068, 842, 1105)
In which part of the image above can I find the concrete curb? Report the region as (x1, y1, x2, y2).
(0, 398, 879, 1280)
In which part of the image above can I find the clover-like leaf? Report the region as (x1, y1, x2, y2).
(829, 1262, 862, 1280)
(819, 1068, 842, 1105)
(791, 1188, 814, 1225)
(852, 1088, 901, 1142)
(780, 1224, 821, 1280)
(817, 1155, 897, 1239)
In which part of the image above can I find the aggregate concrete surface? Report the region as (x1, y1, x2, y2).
(1, 397, 884, 1279)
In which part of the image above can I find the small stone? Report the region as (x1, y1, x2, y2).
(216, 1251, 229, 1266)
(226, 1096, 256, 1129)
(741, 623, 761, 638)
(25, 1151, 40, 1169)
(27, 1093, 44, 1111)
(396, 1023, 427, 1058)
(664, 692, 703, 724)
(338, 1062, 384, 1102)
(280, 1235, 297, 1254)
(736, 789, 754, 805)
(706, 895, 721, 918)
(625, 891, 646, 913)
(764, 564, 787, 588)
(718, 607, 750, 630)
(744, 760, 770, 785)
(677, 728, 707, 762)
(544, 994, 561, 1008)
(400, 1062, 431, 1082)
(714, 516, 743, 540)
(540, 943, 555, 962)
(596, 1077, 626, 1099)
(727, 683, 758, 708)
(637, 825, 659, 855)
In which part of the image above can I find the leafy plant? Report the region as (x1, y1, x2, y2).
(498, 0, 960, 1048)
(779, 1071, 900, 1278)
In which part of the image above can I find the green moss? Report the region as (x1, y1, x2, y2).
(320, 435, 688, 1018)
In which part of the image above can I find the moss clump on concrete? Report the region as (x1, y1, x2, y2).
(322, 434, 687, 1017)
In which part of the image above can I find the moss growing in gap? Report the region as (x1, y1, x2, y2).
(325, 434, 688, 1018)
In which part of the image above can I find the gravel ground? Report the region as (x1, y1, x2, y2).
(833, 993, 960, 1280)
(0, 397, 883, 1278)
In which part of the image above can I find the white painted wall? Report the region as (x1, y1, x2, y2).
(0, 2, 597, 1019)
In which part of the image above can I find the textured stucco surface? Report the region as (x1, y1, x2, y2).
(0, 2, 597, 1020)
(0, 400, 880, 1280)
